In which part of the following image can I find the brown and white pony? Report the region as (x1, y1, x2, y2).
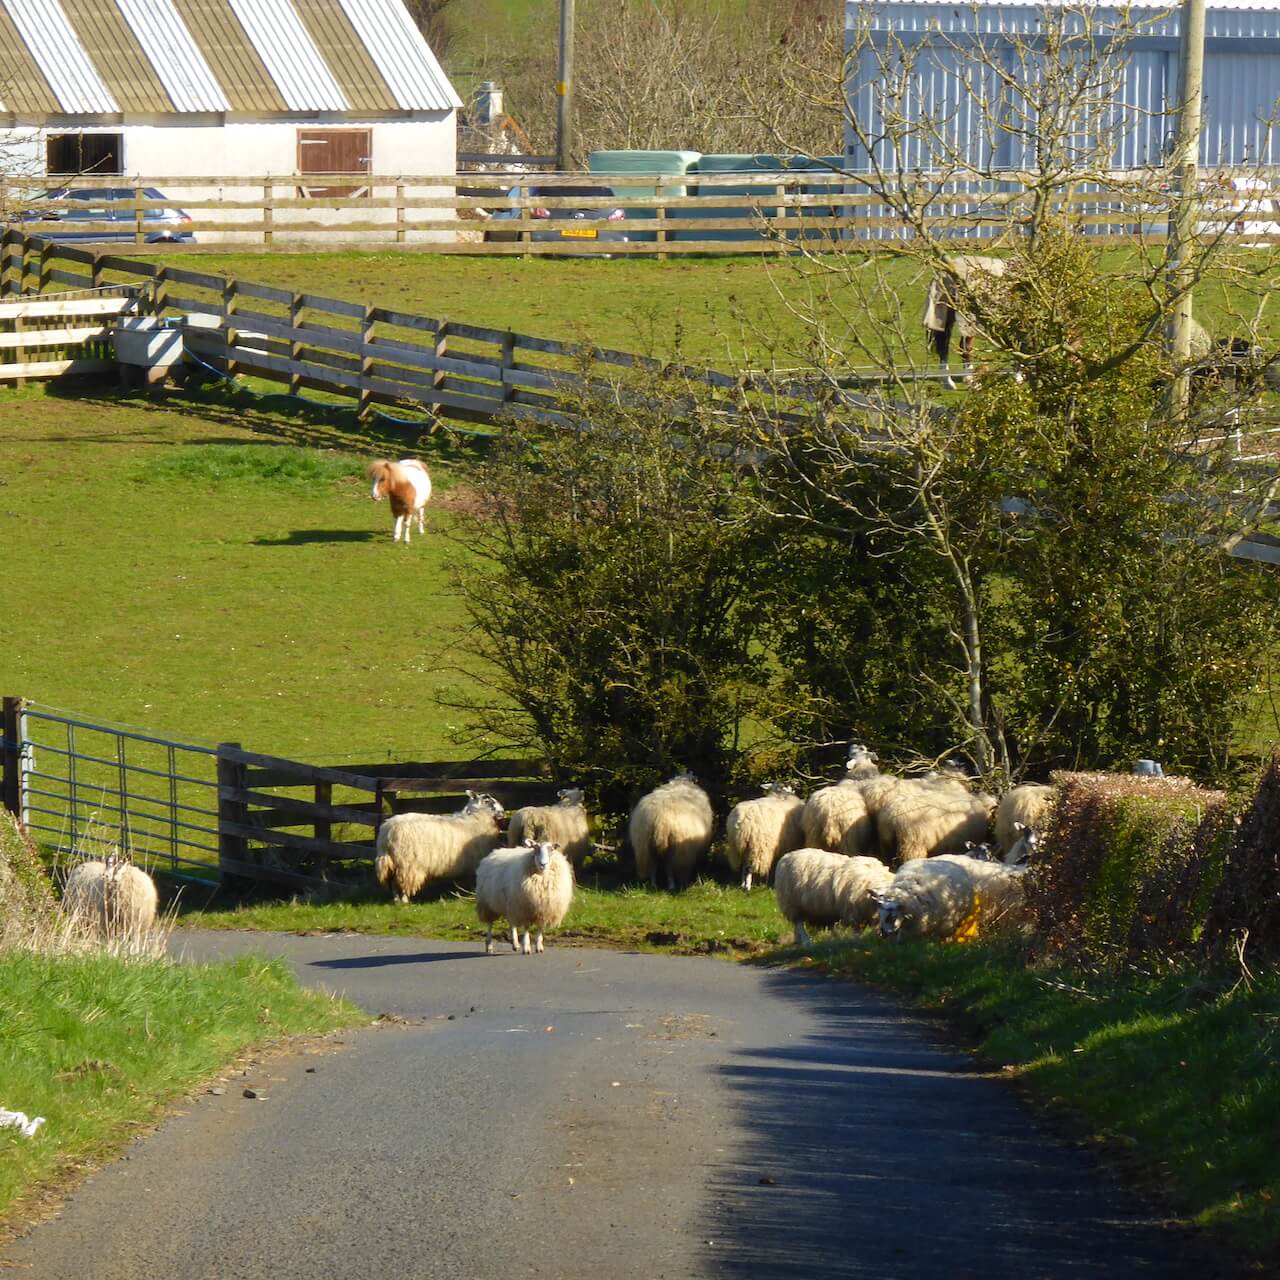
(368, 458, 432, 543)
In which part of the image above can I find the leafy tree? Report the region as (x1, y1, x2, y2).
(445, 374, 781, 809)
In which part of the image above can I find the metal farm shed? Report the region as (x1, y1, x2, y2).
(844, 0, 1280, 174)
(0, 0, 461, 242)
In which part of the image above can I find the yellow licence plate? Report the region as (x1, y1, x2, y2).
(560, 227, 598, 239)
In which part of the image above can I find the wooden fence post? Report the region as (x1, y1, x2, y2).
(223, 277, 238, 378)
(263, 180, 273, 246)
(396, 182, 406, 244)
(656, 178, 667, 261)
(358, 304, 375, 418)
(499, 330, 515, 402)
(0, 229, 16, 298)
(314, 781, 332, 846)
(432, 318, 448, 405)
(133, 184, 144, 245)
(2, 697, 29, 824)
(216, 742, 249, 885)
(289, 292, 304, 396)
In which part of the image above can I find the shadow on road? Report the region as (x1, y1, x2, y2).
(700, 967, 1203, 1280)
(312, 948, 483, 970)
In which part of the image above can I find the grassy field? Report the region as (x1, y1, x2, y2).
(0, 382, 493, 761)
(0, 948, 362, 1235)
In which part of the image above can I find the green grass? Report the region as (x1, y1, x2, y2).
(800, 935, 1280, 1264)
(0, 382, 493, 762)
(183, 871, 790, 954)
(0, 948, 362, 1232)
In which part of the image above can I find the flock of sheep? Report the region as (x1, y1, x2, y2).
(372, 747, 1056, 954)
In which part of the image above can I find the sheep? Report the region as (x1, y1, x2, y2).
(994, 783, 1054, 856)
(1003, 823, 1040, 867)
(629, 773, 715, 891)
(475, 840, 574, 955)
(374, 791, 505, 903)
(876, 854, 1028, 940)
(724, 782, 806, 891)
(774, 848, 895, 947)
(877, 781, 993, 866)
(801, 747, 881, 855)
(874, 855, 977, 940)
(506, 787, 593, 870)
(62, 855, 158, 938)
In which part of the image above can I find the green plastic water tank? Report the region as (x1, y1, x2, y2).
(679, 154, 846, 244)
(588, 150, 701, 241)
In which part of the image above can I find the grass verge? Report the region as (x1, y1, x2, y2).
(0, 949, 363, 1235)
(784, 934, 1280, 1268)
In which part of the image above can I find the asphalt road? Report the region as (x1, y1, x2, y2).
(2, 931, 1212, 1280)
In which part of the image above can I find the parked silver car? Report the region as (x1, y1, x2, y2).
(15, 186, 196, 244)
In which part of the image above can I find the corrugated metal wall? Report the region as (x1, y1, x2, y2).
(845, 1, 1280, 234)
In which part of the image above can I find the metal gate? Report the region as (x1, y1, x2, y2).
(2, 698, 221, 885)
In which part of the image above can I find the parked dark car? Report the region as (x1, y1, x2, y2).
(483, 184, 628, 252)
(14, 186, 196, 243)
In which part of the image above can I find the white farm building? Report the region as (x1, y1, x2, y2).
(0, 0, 462, 243)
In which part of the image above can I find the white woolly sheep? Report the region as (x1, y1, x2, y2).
(874, 856, 977, 940)
(876, 854, 1028, 940)
(994, 783, 1054, 856)
(774, 848, 895, 947)
(801, 747, 882, 854)
(374, 791, 505, 903)
(877, 782, 993, 866)
(725, 782, 805, 891)
(62, 856, 158, 937)
(475, 840, 575, 955)
(1003, 823, 1040, 867)
(933, 854, 1030, 931)
(629, 773, 715, 891)
(506, 787, 593, 870)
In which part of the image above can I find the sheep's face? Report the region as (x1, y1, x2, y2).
(764, 781, 796, 798)
(532, 841, 560, 873)
(558, 788, 585, 807)
(876, 898, 908, 938)
(465, 792, 505, 820)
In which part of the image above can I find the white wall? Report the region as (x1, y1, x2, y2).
(1, 116, 458, 244)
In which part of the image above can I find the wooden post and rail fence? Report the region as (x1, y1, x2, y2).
(2, 167, 1272, 255)
(2, 696, 553, 897)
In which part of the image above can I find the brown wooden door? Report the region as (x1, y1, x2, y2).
(297, 129, 371, 198)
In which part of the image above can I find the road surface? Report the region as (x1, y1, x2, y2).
(2, 931, 1210, 1279)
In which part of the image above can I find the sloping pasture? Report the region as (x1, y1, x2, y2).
(0, 382, 491, 763)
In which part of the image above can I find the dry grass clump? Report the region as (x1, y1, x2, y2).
(1, 812, 173, 960)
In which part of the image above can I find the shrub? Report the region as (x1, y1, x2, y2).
(1202, 750, 1280, 962)
(0, 809, 58, 947)
(1029, 771, 1228, 964)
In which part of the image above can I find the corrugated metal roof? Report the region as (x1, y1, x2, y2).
(114, 0, 230, 113)
(338, 0, 462, 111)
(7, 0, 116, 112)
(228, 0, 347, 111)
(0, 0, 458, 118)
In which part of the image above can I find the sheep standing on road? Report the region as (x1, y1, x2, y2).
(507, 788, 593, 870)
(62, 855, 158, 938)
(774, 848, 895, 947)
(724, 782, 805, 891)
(629, 773, 714, 891)
(475, 840, 574, 955)
(374, 792, 505, 903)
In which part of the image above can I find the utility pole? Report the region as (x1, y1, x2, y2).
(1167, 0, 1207, 414)
(556, 0, 576, 172)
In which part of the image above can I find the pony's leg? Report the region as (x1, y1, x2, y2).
(961, 335, 976, 382)
(393, 514, 404, 542)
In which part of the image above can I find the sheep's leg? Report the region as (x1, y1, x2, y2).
(484, 926, 495, 955)
(794, 921, 812, 948)
(520, 929, 532, 955)
(666, 866, 677, 893)
(534, 930, 544, 954)
(510, 925, 520, 953)
(741, 870, 753, 892)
